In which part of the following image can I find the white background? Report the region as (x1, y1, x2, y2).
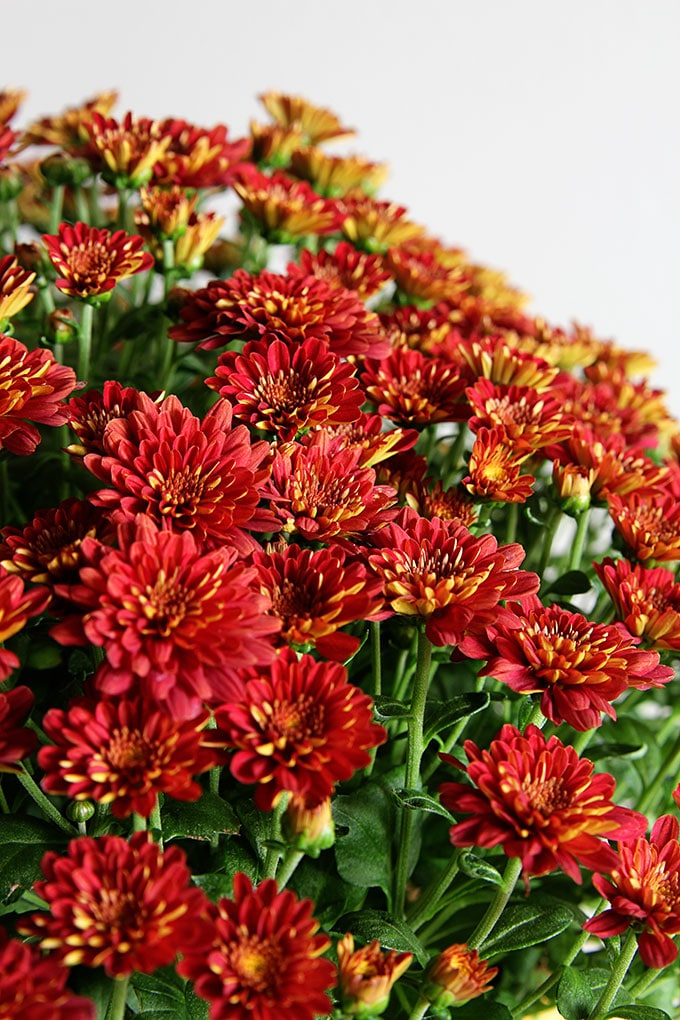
(5, 0, 680, 414)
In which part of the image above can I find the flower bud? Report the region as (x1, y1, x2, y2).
(0, 165, 22, 202)
(421, 943, 498, 1008)
(552, 462, 594, 516)
(336, 933, 413, 1017)
(40, 153, 91, 188)
(66, 800, 96, 824)
(282, 795, 335, 856)
(47, 308, 78, 345)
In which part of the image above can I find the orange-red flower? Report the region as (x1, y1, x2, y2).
(607, 491, 680, 563)
(386, 242, 470, 305)
(463, 426, 535, 503)
(289, 146, 387, 197)
(451, 333, 561, 390)
(336, 933, 413, 1017)
(403, 471, 479, 527)
(81, 111, 170, 188)
(0, 926, 95, 1020)
(178, 872, 336, 1020)
(584, 815, 680, 968)
(378, 304, 453, 354)
(206, 335, 363, 441)
(556, 373, 667, 448)
(169, 268, 390, 359)
(0, 566, 50, 681)
(249, 120, 305, 167)
(368, 509, 538, 647)
(466, 378, 574, 450)
(21, 91, 117, 149)
(340, 196, 424, 252)
(39, 697, 224, 817)
(0, 334, 77, 455)
(233, 166, 344, 241)
(594, 557, 680, 650)
(259, 89, 354, 143)
(422, 943, 498, 1008)
(440, 724, 646, 882)
(290, 242, 390, 300)
(0, 253, 35, 322)
(304, 412, 418, 469)
(153, 117, 250, 188)
(42, 221, 154, 303)
(215, 648, 386, 810)
(545, 426, 665, 504)
(0, 686, 37, 772)
(463, 595, 673, 730)
(362, 347, 469, 426)
(19, 832, 208, 977)
(65, 381, 162, 458)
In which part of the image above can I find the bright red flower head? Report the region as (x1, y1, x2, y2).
(39, 697, 224, 817)
(584, 815, 680, 968)
(0, 926, 95, 1020)
(386, 242, 470, 305)
(233, 165, 344, 241)
(422, 943, 498, 1008)
(466, 378, 574, 451)
(215, 647, 386, 810)
(0, 565, 50, 681)
(0, 334, 77, 455)
(81, 110, 170, 188)
(0, 685, 37, 772)
(594, 557, 680, 650)
(463, 425, 535, 504)
(291, 242, 390, 299)
(336, 933, 413, 1017)
(310, 412, 419, 469)
(361, 347, 468, 426)
(42, 221, 154, 303)
(607, 490, 680, 563)
(19, 832, 208, 977)
(153, 117, 250, 188)
(178, 871, 336, 1020)
(65, 381, 163, 458)
(440, 724, 646, 882)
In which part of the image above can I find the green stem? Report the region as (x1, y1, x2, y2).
(108, 973, 130, 1020)
(17, 766, 78, 836)
(505, 502, 519, 544)
(132, 813, 147, 832)
(537, 505, 563, 577)
(407, 999, 429, 1020)
(370, 620, 382, 698)
(627, 965, 662, 1001)
(467, 856, 522, 949)
(638, 729, 680, 815)
(149, 799, 163, 846)
(0, 781, 9, 813)
(587, 929, 638, 1020)
(48, 184, 65, 234)
(567, 508, 590, 573)
(276, 849, 303, 889)
(263, 798, 287, 879)
(572, 727, 596, 756)
(408, 851, 460, 932)
(77, 302, 94, 384)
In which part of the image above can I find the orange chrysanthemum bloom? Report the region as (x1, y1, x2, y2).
(263, 432, 397, 542)
(361, 347, 468, 426)
(422, 944, 498, 1008)
(179, 872, 336, 1020)
(0, 334, 77, 455)
(0, 89, 26, 124)
(557, 374, 668, 448)
(135, 192, 225, 273)
(215, 648, 386, 810)
(463, 426, 535, 504)
(0, 926, 95, 1020)
(545, 426, 666, 504)
(289, 146, 388, 197)
(340, 195, 425, 252)
(169, 268, 390, 359)
(233, 166, 344, 241)
(206, 335, 363, 441)
(368, 508, 539, 647)
(0, 686, 37, 772)
(585, 815, 680, 968)
(19, 832, 208, 977)
(290, 242, 391, 300)
(440, 724, 646, 882)
(405, 474, 479, 527)
(260, 89, 354, 143)
(21, 90, 117, 148)
(39, 697, 224, 817)
(588, 339, 657, 380)
(153, 118, 250, 188)
(65, 381, 163, 458)
(0, 254, 35, 322)
(0, 567, 50, 681)
(378, 305, 453, 354)
(607, 491, 680, 563)
(315, 413, 418, 469)
(249, 120, 305, 167)
(42, 221, 154, 303)
(594, 557, 680, 650)
(336, 933, 413, 1017)
(466, 378, 574, 451)
(81, 111, 170, 188)
(251, 541, 384, 661)
(386, 243, 470, 305)
(136, 185, 196, 239)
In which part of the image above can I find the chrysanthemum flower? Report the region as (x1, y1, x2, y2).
(206, 335, 363, 441)
(466, 378, 574, 451)
(0, 253, 35, 322)
(259, 89, 354, 143)
(336, 933, 413, 1017)
(153, 118, 250, 188)
(251, 542, 384, 661)
(233, 166, 344, 241)
(42, 221, 154, 303)
(0, 334, 77, 455)
(81, 111, 170, 188)
(584, 815, 680, 968)
(0, 566, 50, 681)
(0, 89, 26, 124)
(178, 871, 336, 1020)
(378, 304, 453, 355)
(50, 516, 278, 715)
(463, 595, 673, 730)
(401, 470, 479, 527)
(169, 268, 390, 359)
(39, 696, 224, 817)
(440, 724, 646, 882)
(136, 184, 197, 239)
(0, 926, 95, 1020)
(262, 432, 397, 542)
(422, 943, 498, 1008)
(249, 120, 305, 167)
(290, 242, 391, 300)
(0, 686, 37, 772)
(556, 373, 667, 448)
(65, 381, 162, 458)
(340, 196, 424, 252)
(607, 491, 680, 562)
(386, 243, 470, 305)
(463, 426, 536, 503)
(289, 146, 388, 197)
(21, 91, 117, 149)
(451, 334, 560, 390)
(361, 347, 469, 426)
(305, 412, 419, 469)
(594, 557, 680, 650)
(215, 648, 386, 810)
(367, 509, 538, 647)
(19, 832, 208, 977)
(545, 426, 665, 503)
(83, 395, 274, 554)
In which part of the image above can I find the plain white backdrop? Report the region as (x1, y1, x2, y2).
(4, 0, 680, 412)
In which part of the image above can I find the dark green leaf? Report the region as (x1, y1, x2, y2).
(458, 850, 505, 887)
(337, 908, 429, 966)
(131, 967, 209, 1020)
(373, 696, 411, 720)
(557, 966, 596, 1019)
(423, 693, 490, 745)
(546, 570, 592, 595)
(452, 1002, 513, 1020)
(0, 816, 65, 902)
(162, 792, 239, 842)
(588, 742, 647, 762)
(481, 901, 573, 954)
(605, 1008, 671, 1020)
(333, 785, 394, 894)
(390, 789, 455, 821)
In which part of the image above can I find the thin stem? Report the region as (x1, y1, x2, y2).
(505, 502, 519, 544)
(467, 855, 522, 949)
(149, 799, 163, 847)
(370, 620, 382, 698)
(627, 965, 662, 1001)
(17, 766, 78, 836)
(408, 851, 461, 932)
(407, 998, 429, 1020)
(276, 849, 303, 889)
(567, 508, 590, 573)
(587, 929, 638, 1020)
(132, 813, 147, 832)
(108, 974, 130, 1020)
(0, 781, 9, 813)
(77, 302, 95, 384)
(537, 505, 562, 577)
(73, 185, 90, 223)
(263, 798, 287, 879)
(48, 184, 65, 234)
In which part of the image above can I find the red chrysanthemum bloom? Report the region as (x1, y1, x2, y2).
(378, 304, 454, 355)
(169, 268, 390, 359)
(556, 373, 664, 448)
(42, 221, 154, 303)
(404, 473, 479, 527)
(584, 815, 680, 968)
(259, 89, 354, 143)
(385, 243, 470, 305)
(0, 88, 26, 124)
(233, 165, 344, 240)
(215, 648, 386, 810)
(262, 432, 397, 543)
(0, 926, 95, 1020)
(367, 509, 538, 647)
(0, 566, 50, 681)
(361, 347, 468, 426)
(251, 541, 384, 661)
(545, 426, 665, 504)
(0, 685, 37, 772)
(466, 378, 574, 451)
(206, 335, 363, 441)
(289, 242, 390, 300)
(607, 491, 680, 563)
(463, 425, 535, 503)
(50, 516, 278, 716)
(0, 334, 77, 455)
(153, 117, 250, 188)
(309, 412, 419, 468)
(336, 933, 412, 1017)
(178, 872, 336, 1020)
(422, 943, 498, 1008)
(249, 120, 305, 167)
(594, 557, 680, 650)
(340, 195, 425, 252)
(463, 596, 673, 731)
(83, 394, 274, 554)
(39, 697, 224, 817)
(450, 334, 560, 390)
(65, 381, 162, 458)
(21, 90, 118, 149)
(440, 724, 646, 882)
(19, 832, 208, 977)
(0, 253, 35, 321)
(81, 110, 171, 188)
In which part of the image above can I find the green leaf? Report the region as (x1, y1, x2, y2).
(458, 850, 505, 887)
(162, 792, 240, 842)
(546, 570, 592, 595)
(423, 692, 490, 745)
(333, 785, 394, 894)
(337, 908, 429, 966)
(481, 901, 573, 954)
(390, 788, 455, 821)
(131, 967, 208, 1020)
(0, 816, 65, 902)
(588, 742, 647, 762)
(452, 1002, 513, 1020)
(373, 696, 411, 720)
(557, 966, 596, 1019)
(605, 1008, 671, 1020)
